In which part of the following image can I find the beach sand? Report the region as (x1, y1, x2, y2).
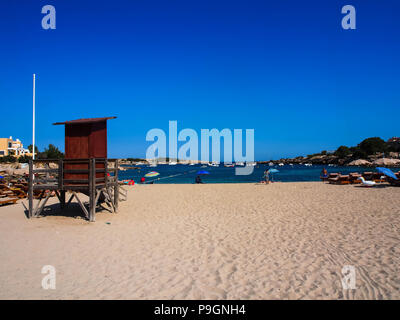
(0, 182, 399, 299)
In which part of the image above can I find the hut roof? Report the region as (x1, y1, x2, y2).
(53, 117, 116, 125)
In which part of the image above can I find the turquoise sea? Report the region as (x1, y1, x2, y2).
(118, 164, 383, 184)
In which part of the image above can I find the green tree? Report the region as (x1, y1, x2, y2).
(27, 144, 39, 154)
(386, 140, 400, 153)
(351, 147, 367, 159)
(334, 146, 351, 158)
(18, 155, 32, 163)
(358, 137, 387, 155)
(39, 144, 64, 159)
(0, 155, 17, 163)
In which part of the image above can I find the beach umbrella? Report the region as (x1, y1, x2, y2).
(376, 167, 398, 180)
(267, 168, 279, 182)
(144, 171, 160, 177)
(197, 170, 210, 175)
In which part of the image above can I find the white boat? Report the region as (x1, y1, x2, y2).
(268, 162, 274, 166)
(224, 163, 235, 167)
(304, 163, 312, 167)
(246, 162, 257, 166)
(208, 162, 219, 167)
(236, 162, 245, 166)
(278, 163, 284, 166)
(189, 163, 196, 166)
(169, 161, 177, 165)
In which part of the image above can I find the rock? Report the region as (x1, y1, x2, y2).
(389, 152, 399, 159)
(372, 158, 400, 166)
(49, 163, 58, 169)
(13, 168, 29, 175)
(347, 159, 372, 166)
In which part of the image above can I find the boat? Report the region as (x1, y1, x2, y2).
(278, 163, 284, 166)
(304, 163, 312, 167)
(236, 161, 245, 166)
(208, 162, 219, 167)
(169, 161, 177, 165)
(268, 162, 274, 166)
(224, 163, 235, 167)
(246, 162, 257, 166)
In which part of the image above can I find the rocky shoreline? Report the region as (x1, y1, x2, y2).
(261, 152, 400, 167)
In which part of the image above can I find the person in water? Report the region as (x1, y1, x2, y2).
(195, 175, 203, 184)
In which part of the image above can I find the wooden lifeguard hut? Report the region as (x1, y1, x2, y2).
(28, 117, 126, 222)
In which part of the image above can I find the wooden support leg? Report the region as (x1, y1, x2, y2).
(33, 190, 45, 217)
(114, 159, 119, 213)
(72, 191, 89, 220)
(35, 192, 51, 217)
(105, 187, 115, 213)
(89, 158, 96, 222)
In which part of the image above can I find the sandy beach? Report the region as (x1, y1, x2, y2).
(0, 182, 399, 299)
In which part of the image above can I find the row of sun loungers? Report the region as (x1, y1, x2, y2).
(0, 177, 56, 206)
(326, 171, 400, 185)
(0, 183, 22, 206)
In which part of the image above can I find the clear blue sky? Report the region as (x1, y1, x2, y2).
(0, 0, 399, 160)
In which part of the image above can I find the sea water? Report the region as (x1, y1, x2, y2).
(118, 164, 378, 184)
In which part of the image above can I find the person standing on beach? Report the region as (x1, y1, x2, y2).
(264, 169, 270, 184)
(320, 168, 328, 181)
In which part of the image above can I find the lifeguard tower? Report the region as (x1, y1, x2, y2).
(28, 117, 125, 222)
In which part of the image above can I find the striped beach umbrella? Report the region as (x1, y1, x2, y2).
(144, 171, 160, 177)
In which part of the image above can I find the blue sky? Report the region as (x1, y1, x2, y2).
(0, 0, 399, 160)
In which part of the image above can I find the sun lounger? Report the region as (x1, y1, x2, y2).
(372, 172, 386, 183)
(387, 171, 400, 186)
(327, 173, 339, 184)
(338, 175, 350, 184)
(349, 173, 362, 184)
(0, 197, 18, 206)
(328, 173, 350, 185)
(0, 184, 27, 199)
(362, 172, 373, 180)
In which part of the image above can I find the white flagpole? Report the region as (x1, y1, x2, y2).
(32, 74, 35, 160)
